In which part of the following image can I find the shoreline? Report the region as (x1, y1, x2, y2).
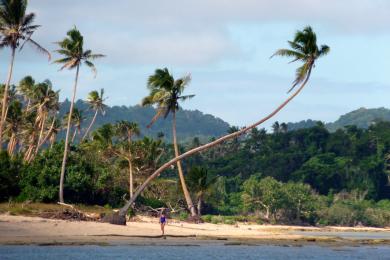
(1, 214, 389, 247)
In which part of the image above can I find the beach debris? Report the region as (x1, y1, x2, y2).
(38, 202, 101, 222)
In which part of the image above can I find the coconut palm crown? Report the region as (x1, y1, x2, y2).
(54, 27, 105, 75)
(0, 0, 50, 56)
(271, 26, 330, 93)
(142, 68, 194, 127)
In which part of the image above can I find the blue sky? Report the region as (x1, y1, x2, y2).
(1, 0, 389, 128)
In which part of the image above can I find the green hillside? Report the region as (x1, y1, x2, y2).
(286, 107, 390, 132)
(327, 107, 390, 132)
(59, 99, 230, 142)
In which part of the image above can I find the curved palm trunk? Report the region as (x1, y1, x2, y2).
(82, 109, 98, 141)
(172, 111, 197, 217)
(0, 48, 16, 151)
(117, 69, 312, 219)
(59, 65, 80, 203)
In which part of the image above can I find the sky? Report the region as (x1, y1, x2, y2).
(1, 0, 390, 128)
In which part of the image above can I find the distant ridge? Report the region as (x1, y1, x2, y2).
(59, 99, 230, 142)
(287, 107, 390, 132)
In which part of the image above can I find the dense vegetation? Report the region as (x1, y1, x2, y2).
(1, 121, 390, 226)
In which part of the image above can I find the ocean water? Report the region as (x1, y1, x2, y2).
(1, 245, 390, 260)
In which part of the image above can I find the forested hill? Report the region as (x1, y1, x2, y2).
(327, 107, 390, 132)
(59, 99, 230, 141)
(287, 107, 390, 132)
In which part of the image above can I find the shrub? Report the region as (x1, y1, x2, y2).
(201, 214, 213, 223)
(179, 211, 189, 221)
(211, 215, 224, 224)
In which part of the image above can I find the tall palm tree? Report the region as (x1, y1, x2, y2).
(0, 0, 51, 150)
(115, 26, 330, 222)
(141, 68, 197, 217)
(82, 88, 106, 141)
(55, 27, 104, 203)
(114, 120, 140, 198)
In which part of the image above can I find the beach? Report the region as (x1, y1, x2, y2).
(1, 214, 389, 246)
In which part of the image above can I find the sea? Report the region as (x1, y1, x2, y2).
(0, 244, 390, 260)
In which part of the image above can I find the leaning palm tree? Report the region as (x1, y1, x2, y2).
(142, 68, 197, 217)
(81, 88, 106, 141)
(55, 27, 104, 203)
(0, 0, 51, 150)
(114, 120, 140, 198)
(112, 26, 330, 224)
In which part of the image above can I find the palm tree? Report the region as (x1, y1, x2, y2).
(186, 167, 217, 216)
(114, 120, 140, 198)
(5, 100, 22, 155)
(63, 108, 84, 144)
(32, 80, 59, 153)
(0, 0, 51, 150)
(115, 26, 330, 222)
(17, 75, 35, 110)
(141, 68, 197, 217)
(82, 88, 106, 141)
(55, 27, 104, 203)
(91, 123, 114, 148)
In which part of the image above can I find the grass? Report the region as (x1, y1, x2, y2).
(200, 214, 264, 225)
(0, 202, 113, 217)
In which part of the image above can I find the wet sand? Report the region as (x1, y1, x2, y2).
(0, 214, 389, 246)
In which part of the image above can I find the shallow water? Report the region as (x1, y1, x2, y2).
(291, 231, 390, 240)
(1, 245, 390, 260)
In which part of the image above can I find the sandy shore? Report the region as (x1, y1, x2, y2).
(1, 214, 389, 246)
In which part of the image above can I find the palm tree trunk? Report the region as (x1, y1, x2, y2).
(59, 65, 80, 203)
(35, 114, 47, 153)
(35, 117, 56, 155)
(128, 158, 133, 198)
(71, 126, 77, 143)
(117, 69, 312, 219)
(81, 109, 98, 141)
(197, 194, 203, 216)
(172, 111, 197, 217)
(7, 133, 16, 155)
(0, 48, 16, 151)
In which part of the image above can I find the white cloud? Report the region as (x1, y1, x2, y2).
(25, 0, 390, 67)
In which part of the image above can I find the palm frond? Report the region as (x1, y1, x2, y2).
(84, 60, 97, 77)
(25, 38, 51, 60)
(147, 108, 166, 128)
(271, 49, 305, 60)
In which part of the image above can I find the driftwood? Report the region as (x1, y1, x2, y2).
(38, 202, 100, 221)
